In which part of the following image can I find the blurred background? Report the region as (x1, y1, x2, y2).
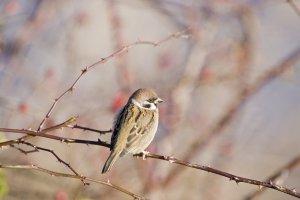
(0, 0, 300, 199)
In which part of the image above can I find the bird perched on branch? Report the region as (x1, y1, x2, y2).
(102, 88, 163, 174)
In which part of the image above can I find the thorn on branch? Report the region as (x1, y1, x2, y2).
(124, 46, 129, 53)
(172, 33, 179, 38)
(274, 184, 283, 190)
(100, 58, 107, 64)
(81, 67, 88, 74)
(80, 175, 89, 185)
(269, 180, 274, 185)
(229, 176, 240, 184)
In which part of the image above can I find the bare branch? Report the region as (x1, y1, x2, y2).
(11, 141, 89, 185)
(0, 117, 77, 147)
(0, 127, 110, 148)
(42, 117, 77, 132)
(135, 153, 300, 199)
(2, 123, 299, 199)
(36, 28, 191, 131)
(0, 118, 110, 148)
(69, 124, 112, 135)
(10, 144, 39, 154)
(161, 46, 300, 187)
(0, 164, 146, 200)
(245, 155, 300, 199)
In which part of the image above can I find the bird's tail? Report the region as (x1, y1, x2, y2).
(102, 151, 120, 174)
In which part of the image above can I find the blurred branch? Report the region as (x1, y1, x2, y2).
(287, 0, 300, 17)
(107, 0, 133, 91)
(0, 164, 146, 200)
(161, 46, 300, 187)
(135, 153, 300, 199)
(37, 28, 191, 132)
(11, 141, 89, 185)
(245, 155, 300, 200)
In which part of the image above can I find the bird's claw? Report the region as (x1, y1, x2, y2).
(141, 151, 149, 160)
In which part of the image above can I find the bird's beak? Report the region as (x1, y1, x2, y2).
(156, 98, 163, 103)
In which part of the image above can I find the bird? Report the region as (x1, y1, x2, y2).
(102, 88, 163, 174)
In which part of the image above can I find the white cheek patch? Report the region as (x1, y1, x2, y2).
(131, 99, 157, 110)
(131, 99, 143, 108)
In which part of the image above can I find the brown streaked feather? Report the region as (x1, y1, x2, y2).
(123, 105, 158, 155)
(110, 102, 158, 156)
(102, 88, 161, 174)
(110, 103, 133, 151)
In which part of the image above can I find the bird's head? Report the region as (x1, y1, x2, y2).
(130, 88, 163, 110)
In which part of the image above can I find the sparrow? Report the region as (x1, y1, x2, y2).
(102, 88, 163, 174)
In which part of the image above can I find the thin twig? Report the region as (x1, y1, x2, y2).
(0, 164, 146, 200)
(135, 153, 300, 199)
(42, 117, 77, 132)
(11, 141, 89, 185)
(70, 124, 112, 135)
(9, 144, 38, 154)
(245, 155, 300, 200)
(36, 28, 191, 131)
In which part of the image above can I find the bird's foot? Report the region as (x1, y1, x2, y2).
(141, 151, 149, 160)
(133, 151, 149, 160)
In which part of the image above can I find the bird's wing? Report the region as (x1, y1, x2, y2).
(123, 106, 156, 155)
(110, 103, 136, 153)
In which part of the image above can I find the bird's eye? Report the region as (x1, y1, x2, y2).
(143, 103, 151, 109)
